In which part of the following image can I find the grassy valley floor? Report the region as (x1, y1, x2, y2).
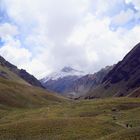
(0, 97, 140, 140)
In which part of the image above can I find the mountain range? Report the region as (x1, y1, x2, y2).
(41, 43, 140, 98)
(40, 65, 113, 98)
(0, 43, 140, 140)
(1, 42, 140, 99)
(40, 67, 85, 94)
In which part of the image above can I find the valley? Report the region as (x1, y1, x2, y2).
(1, 0, 140, 139)
(0, 44, 140, 140)
(0, 97, 140, 140)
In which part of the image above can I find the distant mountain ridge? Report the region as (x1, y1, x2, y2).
(41, 43, 140, 98)
(41, 66, 113, 97)
(2, 42, 140, 99)
(40, 67, 85, 94)
(41, 66, 84, 82)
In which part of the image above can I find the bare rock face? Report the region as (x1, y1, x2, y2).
(103, 43, 140, 90)
(87, 43, 140, 98)
(103, 43, 140, 85)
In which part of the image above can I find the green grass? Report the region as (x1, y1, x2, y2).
(0, 65, 28, 85)
(0, 95, 140, 140)
(0, 78, 66, 108)
(1, 58, 139, 139)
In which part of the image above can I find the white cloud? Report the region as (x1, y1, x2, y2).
(126, 0, 140, 10)
(89, 0, 124, 16)
(0, 35, 31, 67)
(67, 13, 139, 72)
(0, 0, 140, 78)
(0, 23, 18, 39)
(0, 36, 50, 79)
(111, 9, 135, 27)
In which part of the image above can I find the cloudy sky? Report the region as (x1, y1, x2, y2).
(0, 0, 140, 78)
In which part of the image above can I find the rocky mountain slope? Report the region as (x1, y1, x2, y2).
(41, 66, 113, 97)
(0, 55, 43, 88)
(86, 43, 140, 98)
(67, 66, 113, 98)
(40, 67, 85, 94)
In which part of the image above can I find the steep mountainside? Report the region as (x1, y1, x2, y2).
(87, 43, 140, 98)
(0, 56, 66, 108)
(0, 56, 43, 88)
(67, 66, 113, 98)
(0, 78, 66, 108)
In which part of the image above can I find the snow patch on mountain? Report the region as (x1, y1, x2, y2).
(41, 67, 85, 82)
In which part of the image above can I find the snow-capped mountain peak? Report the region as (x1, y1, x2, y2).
(41, 66, 85, 82)
(61, 67, 75, 72)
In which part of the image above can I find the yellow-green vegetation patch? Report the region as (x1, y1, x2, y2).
(0, 79, 66, 108)
(0, 66, 28, 85)
(0, 97, 140, 140)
